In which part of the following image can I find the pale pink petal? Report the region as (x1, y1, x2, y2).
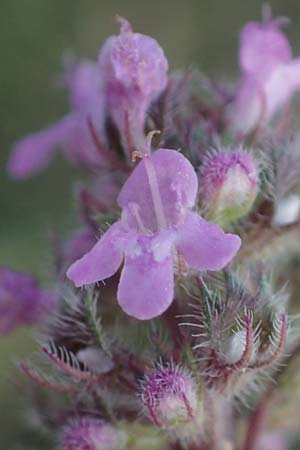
(98, 19, 168, 153)
(66, 221, 127, 287)
(117, 233, 174, 320)
(7, 115, 76, 179)
(110, 30, 168, 96)
(65, 60, 100, 111)
(229, 76, 264, 135)
(239, 22, 292, 81)
(118, 149, 198, 231)
(264, 58, 300, 116)
(176, 212, 241, 271)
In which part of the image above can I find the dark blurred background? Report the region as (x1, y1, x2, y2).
(1, 0, 300, 445)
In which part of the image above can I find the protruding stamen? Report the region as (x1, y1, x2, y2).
(144, 130, 161, 156)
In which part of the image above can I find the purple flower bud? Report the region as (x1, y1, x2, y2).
(200, 150, 258, 224)
(98, 17, 168, 153)
(140, 363, 198, 429)
(61, 417, 127, 450)
(0, 267, 55, 335)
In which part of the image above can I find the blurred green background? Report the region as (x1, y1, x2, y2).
(1, 0, 300, 446)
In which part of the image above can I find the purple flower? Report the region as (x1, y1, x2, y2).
(0, 267, 55, 335)
(229, 14, 300, 135)
(140, 363, 198, 429)
(61, 417, 127, 450)
(200, 149, 258, 223)
(67, 135, 241, 320)
(99, 16, 168, 153)
(8, 18, 168, 178)
(8, 61, 105, 178)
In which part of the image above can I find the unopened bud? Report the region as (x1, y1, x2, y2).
(200, 150, 258, 225)
(141, 363, 198, 429)
(61, 417, 127, 450)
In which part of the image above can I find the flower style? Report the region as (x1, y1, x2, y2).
(229, 13, 300, 135)
(98, 16, 168, 154)
(61, 417, 127, 450)
(0, 267, 55, 335)
(8, 60, 105, 178)
(67, 135, 241, 320)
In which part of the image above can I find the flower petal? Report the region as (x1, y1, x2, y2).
(117, 233, 174, 320)
(65, 60, 100, 111)
(7, 115, 76, 178)
(66, 221, 127, 287)
(229, 76, 264, 135)
(118, 149, 198, 231)
(239, 22, 292, 80)
(176, 212, 241, 271)
(264, 58, 300, 116)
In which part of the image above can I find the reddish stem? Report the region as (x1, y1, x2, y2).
(42, 346, 100, 383)
(163, 300, 185, 362)
(250, 313, 287, 369)
(242, 384, 276, 450)
(182, 392, 195, 419)
(146, 399, 163, 428)
(20, 363, 79, 393)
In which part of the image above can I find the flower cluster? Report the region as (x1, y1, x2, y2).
(4, 7, 300, 450)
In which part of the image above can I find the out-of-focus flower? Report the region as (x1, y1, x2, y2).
(8, 61, 105, 178)
(0, 267, 55, 335)
(99, 16, 168, 154)
(67, 135, 241, 320)
(61, 417, 127, 450)
(140, 363, 198, 429)
(229, 15, 300, 136)
(200, 149, 258, 224)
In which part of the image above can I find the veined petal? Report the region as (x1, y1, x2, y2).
(117, 233, 174, 320)
(176, 212, 241, 271)
(67, 221, 127, 287)
(118, 149, 198, 231)
(7, 115, 76, 178)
